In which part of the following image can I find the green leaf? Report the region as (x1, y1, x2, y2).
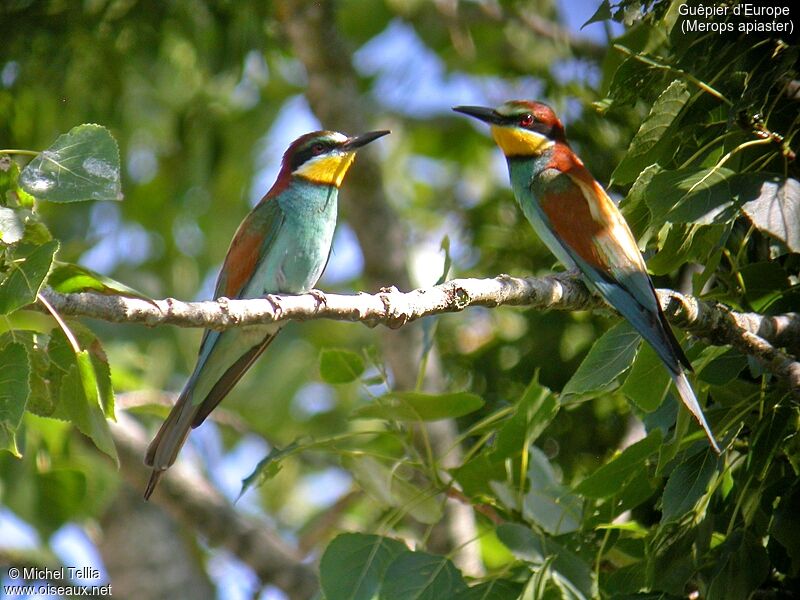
(614, 468, 659, 516)
(492, 375, 558, 460)
(620, 164, 661, 241)
(770, 484, 800, 575)
(647, 223, 698, 275)
(239, 439, 305, 498)
(0, 155, 19, 202)
(738, 261, 790, 312)
(0, 330, 53, 417)
(19, 124, 122, 203)
(450, 454, 505, 497)
(573, 429, 662, 498)
(319, 533, 407, 600)
(46, 322, 115, 420)
(460, 580, 523, 600)
(0, 343, 31, 456)
(319, 348, 365, 384)
(660, 449, 718, 523)
(355, 391, 484, 422)
(48, 262, 152, 299)
(0, 155, 33, 208)
(697, 348, 746, 386)
(562, 321, 641, 398)
(611, 80, 689, 185)
(707, 531, 769, 600)
(381, 551, 468, 600)
(747, 401, 793, 481)
(740, 176, 799, 253)
(523, 447, 582, 535)
(645, 167, 737, 228)
(604, 562, 648, 596)
(496, 523, 593, 600)
(342, 455, 443, 524)
(37, 468, 88, 533)
(59, 358, 118, 465)
(582, 0, 611, 28)
(621, 341, 671, 412)
(0, 206, 24, 244)
(0, 240, 58, 314)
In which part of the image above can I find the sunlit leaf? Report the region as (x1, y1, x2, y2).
(0, 206, 24, 244)
(48, 262, 152, 300)
(19, 124, 122, 203)
(612, 80, 689, 185)
(620, 164, 661, 241)
(645, 167, 737, 228)
(740, 176, 799, 253)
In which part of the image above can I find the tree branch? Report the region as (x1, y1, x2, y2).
(38, 274, 800, 395)
(108, 414, 318, 600)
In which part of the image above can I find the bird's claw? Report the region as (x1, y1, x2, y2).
(309, 289, 328, 310)
(264, 294, 284, 319)
(554, 268, 582, 283)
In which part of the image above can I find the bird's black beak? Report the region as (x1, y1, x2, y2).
(342, 130, 391, 151)
(452, 105, 503, 125)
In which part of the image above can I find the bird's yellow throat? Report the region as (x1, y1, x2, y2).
(296, 153, 357, 187)
(491, 125, 553, 157)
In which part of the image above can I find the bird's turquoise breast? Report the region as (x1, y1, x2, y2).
(246, 181, 338, 296)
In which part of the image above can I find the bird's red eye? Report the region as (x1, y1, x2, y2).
(519, 114, 534, 127)
(311, 143, 325, 155)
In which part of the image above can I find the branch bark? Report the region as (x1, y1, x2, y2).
(38, 275, 800, 395)
(108, 414, 318, 600)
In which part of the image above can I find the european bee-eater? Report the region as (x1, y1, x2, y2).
(144, 129, 390, 499)
(453, 101, 719, 453)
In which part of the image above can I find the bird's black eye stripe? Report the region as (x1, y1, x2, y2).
(506, 114, 557, 139)
(291, 141, 333, 171)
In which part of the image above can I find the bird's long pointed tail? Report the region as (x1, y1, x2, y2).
(143, 389, 197, 500)
(672, 368, 721, 454)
